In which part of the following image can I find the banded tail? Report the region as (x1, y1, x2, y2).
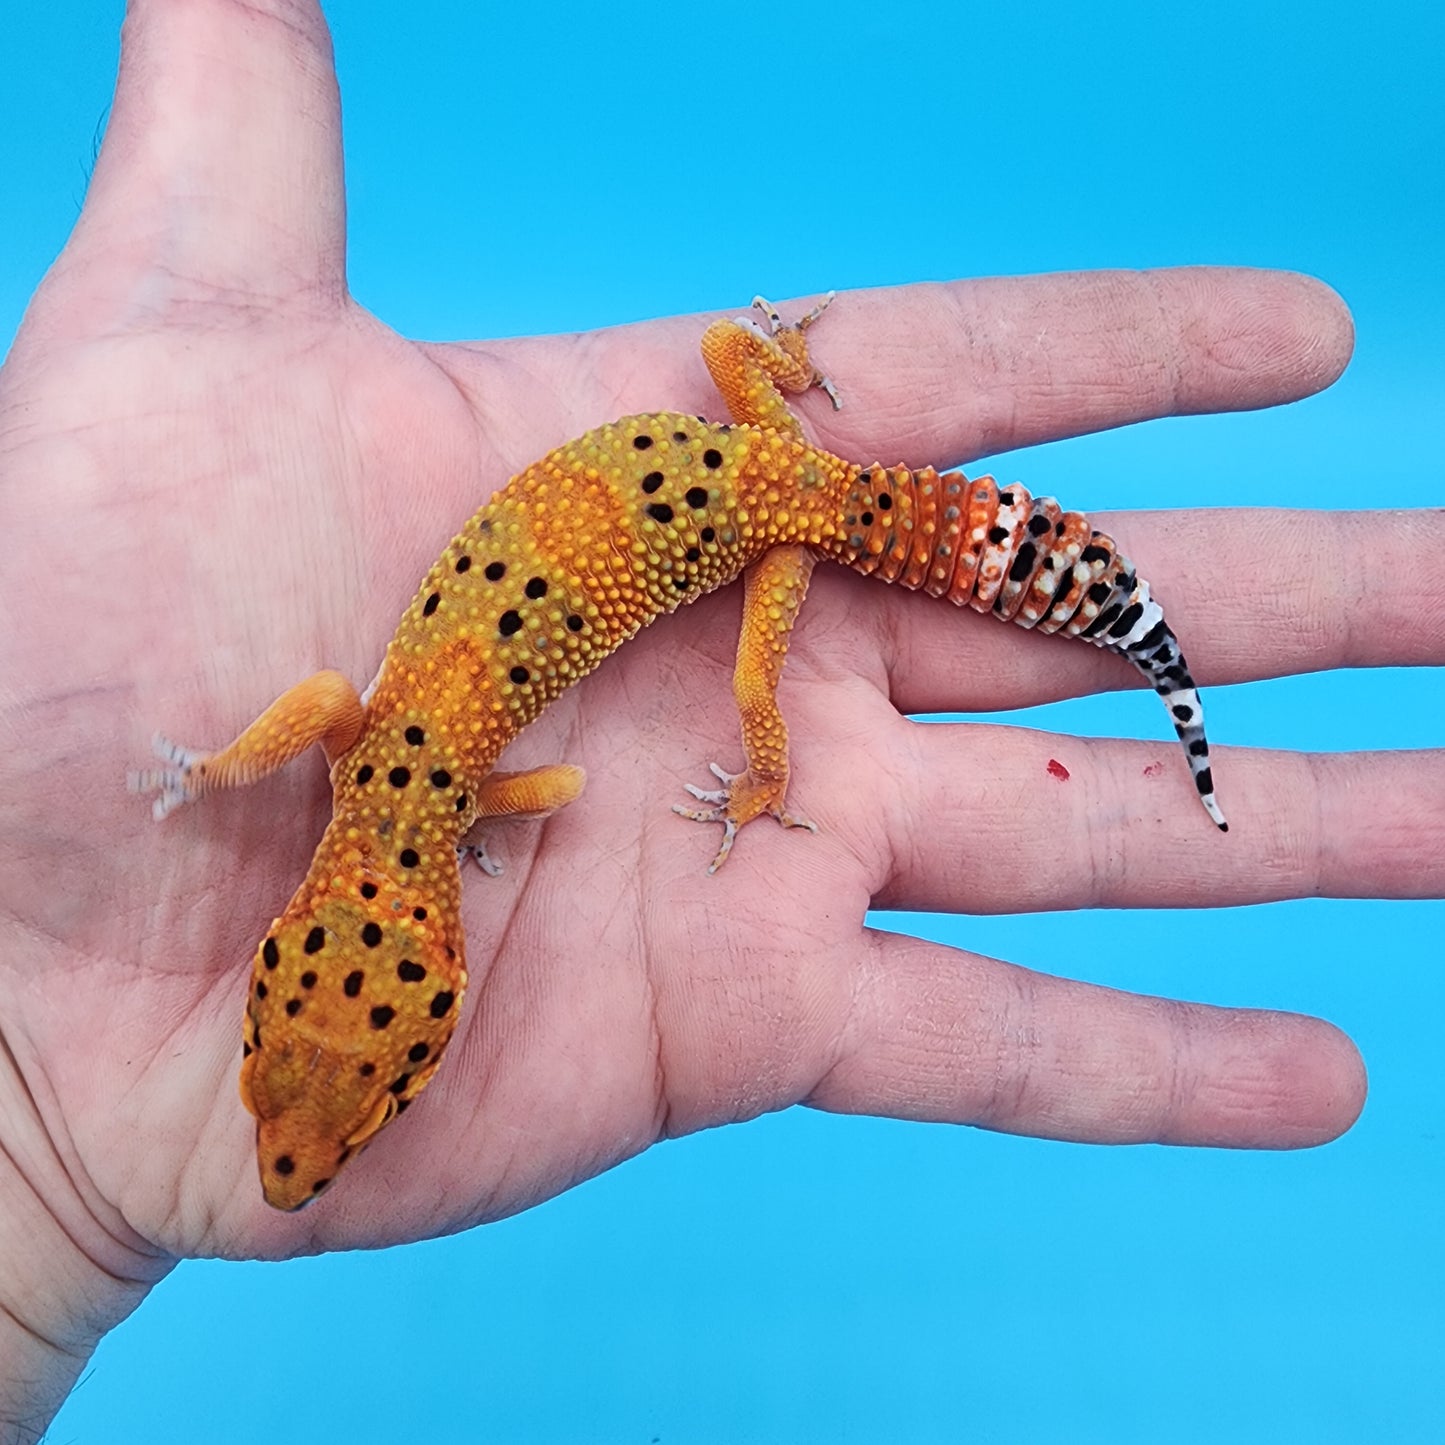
(829, 463, 1226, 830)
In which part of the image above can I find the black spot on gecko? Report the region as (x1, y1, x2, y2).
(861, 511, 874, 526)
(256, 981, 268, 999)
(399, 848, 419, 869)
(999, 491, 1015, 505)
(369, 1005, 395, 1030)
(1087, 581, 1112, 605)
(242, 1040, 253, 1058)
(510, 666, 530, 684)
(1172, 703, 1195, 722)
(703, 449, 723, 469)
(686, 487, 709, 509)
(408, 1042, 430, 1063)
(405, 726, 426, 746)
(389, 766, 410, 788)
(672, 577, 691, 590)
(423, 592, 440, 616)
(1189, 739, 1209, 757)
(361, 923, 383, 948)
(456, 555, 471, 573)
(1008, 542, 1037, 582)
(1082, 603, 1123, 638)
(685, 546, 701, 562)
(1194, 767, 1214, 794)
(456, 793, 468, 811)
(398, 960, 427, 983)
(525, 577, 548, 599)
(1108, 602, 1145, 638)
(1028, 513, 1053, 537)
(389, 1074, 410, 1095)
(1081, 544, 1111, 565)
(499, 610, 522, 636)
(646, 503, 674, 523)
(1044, 570, 1077, 615)
(673, 430, 688, 442)
(633, 435, 653, 449)
(485, 561, 506, 581)
(262, 938, 279, 970)
(395, 1099, 411, 1115)
(304, 926, 325, 954)
(300, 971, 317, 989)
(360, 881, 378, 899)
(988, 526, 1009, 545)
(358, 1062, 375, 1077)
(430, 990, 455, 1018)
(412, 906, 427, 921)
(274, 1155, 295, 1177)
(701, 526, 716, 543)
(1136, 620, 1171, 652)
(311, 1178, 330, 1194)
(430, 769, 452, 788)
(641, 472, 664, 494)
(878, 492, 892, 510)
(566, 614, 584, 632)
(285, 999, 301, 1017)
(355, 765, 374, 786)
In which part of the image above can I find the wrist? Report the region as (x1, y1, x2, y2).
(0, 1037, 171, 1444)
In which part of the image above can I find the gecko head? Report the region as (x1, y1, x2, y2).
(238, 888, 465, 1212)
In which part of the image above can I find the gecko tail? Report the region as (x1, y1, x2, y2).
(1097, 589, 1228, 831)
(827, 466, 1228, 833)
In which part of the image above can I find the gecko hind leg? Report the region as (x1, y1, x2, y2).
(672, 544, 818, 873)
(701, 293, 843, 433)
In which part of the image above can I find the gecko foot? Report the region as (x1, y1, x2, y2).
(456, 841, 505, 878)
(672, 762, 817, 874)
(749, 292, 842, 410)
(127, 733, 210, 821)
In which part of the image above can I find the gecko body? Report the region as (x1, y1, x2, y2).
(133, 296, 1224, 1210)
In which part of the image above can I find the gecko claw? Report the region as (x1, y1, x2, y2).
(668, 805, 740, 875)
(751, 295, 784, 333)
(457, 841, 505, 878)
(796, 291, 836, 329)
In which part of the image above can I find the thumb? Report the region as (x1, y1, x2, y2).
(44, 0, 347, 332)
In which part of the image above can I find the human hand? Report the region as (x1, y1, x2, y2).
(4, 1, 1441, 1436)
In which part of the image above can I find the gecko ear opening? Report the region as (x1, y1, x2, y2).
(238, 1050, 258, 1118)
(344, 1090, 398, 1150)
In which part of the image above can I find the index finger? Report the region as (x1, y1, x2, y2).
(439, 268, 1354, 470)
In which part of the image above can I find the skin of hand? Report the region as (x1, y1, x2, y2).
(4, 2, 1444, 1438)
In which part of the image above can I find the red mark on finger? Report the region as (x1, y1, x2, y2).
(1046, 758, 1070, 781)
(1143, 762, 1164, 778)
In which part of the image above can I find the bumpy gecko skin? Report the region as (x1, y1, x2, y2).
(131, 294, 1225, 1210)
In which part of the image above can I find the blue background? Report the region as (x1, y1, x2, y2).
(4, 2, 1442, 1440)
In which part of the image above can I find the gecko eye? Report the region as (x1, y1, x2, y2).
(344, 1090, 398, 1150)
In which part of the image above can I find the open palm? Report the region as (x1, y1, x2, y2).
(3, 2, 1442, 1428)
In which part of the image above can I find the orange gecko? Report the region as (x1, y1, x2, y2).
(132, 294, 1225, 1211)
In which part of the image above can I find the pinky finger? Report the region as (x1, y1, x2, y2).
(806, 931, 1366, 1149)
